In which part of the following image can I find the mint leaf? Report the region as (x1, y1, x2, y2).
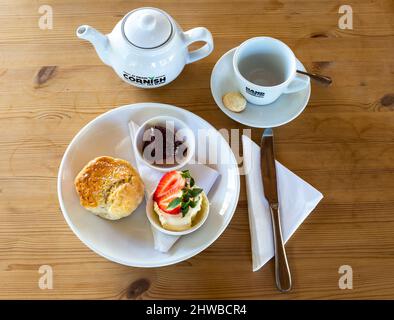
(167, 197, 181, 210)
(190, 188, 203, 197)
(178, 171, 202, 216)
(181, 200, 190, 210)
(189, 200, 197, 208)
(181, 206, 188, 216)
(181, 170, 191, 179)
(182, 193, 190, 202)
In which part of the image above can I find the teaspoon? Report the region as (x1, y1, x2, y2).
(297, 70, 332, 86)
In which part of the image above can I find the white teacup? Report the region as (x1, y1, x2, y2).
(233, 37, 309, 105)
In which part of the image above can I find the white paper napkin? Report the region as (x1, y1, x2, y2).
(128, 121, 219, 252)
(242, 135, 323, 271)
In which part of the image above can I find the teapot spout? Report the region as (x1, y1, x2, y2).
(76, 25, 110, 65)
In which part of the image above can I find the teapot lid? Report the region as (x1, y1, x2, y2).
(122, 8, 173, 49)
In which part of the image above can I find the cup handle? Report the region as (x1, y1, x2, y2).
(283, 60, 310, 94)
(183, 27, 214, 64)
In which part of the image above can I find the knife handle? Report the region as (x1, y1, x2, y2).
(269, 204, 292, 292)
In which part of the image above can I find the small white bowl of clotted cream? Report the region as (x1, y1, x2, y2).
(145, 169, 210, 236)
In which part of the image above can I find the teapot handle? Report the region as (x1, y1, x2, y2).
(183, 27, 214, 64)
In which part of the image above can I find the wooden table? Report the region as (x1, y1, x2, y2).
(1, 0, 393, 299)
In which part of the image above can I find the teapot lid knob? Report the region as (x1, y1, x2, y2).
(139, 14, 156, 30)
(122, 8, 172, 49)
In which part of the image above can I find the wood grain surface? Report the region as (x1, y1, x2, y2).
(0, 0, 393, 299)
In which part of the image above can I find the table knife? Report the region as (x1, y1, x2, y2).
(260, 128, 292, 292)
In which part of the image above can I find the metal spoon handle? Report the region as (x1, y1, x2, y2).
(297, 69, 332, 86)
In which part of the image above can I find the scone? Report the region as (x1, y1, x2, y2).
(74, 156, 144, 220)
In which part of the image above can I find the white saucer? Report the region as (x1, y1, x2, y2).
(58, 103, 240, 267)
(211, 48, 311, 128)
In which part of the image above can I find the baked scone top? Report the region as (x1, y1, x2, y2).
(74, 156, 144, 218)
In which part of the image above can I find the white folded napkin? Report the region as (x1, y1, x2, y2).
(242, 135, 323, 272)
(128, 121, 219, 252)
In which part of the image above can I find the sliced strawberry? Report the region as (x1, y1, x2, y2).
(157, 190, 181, 214)
(153, 170, 185, 201)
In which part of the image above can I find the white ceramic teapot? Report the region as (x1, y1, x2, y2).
(76, 7, 214, 88)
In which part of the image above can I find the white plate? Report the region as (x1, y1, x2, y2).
(57, 103, 240, 267)
(210, 48, 311, 128)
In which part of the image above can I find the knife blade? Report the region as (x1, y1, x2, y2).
(260, 128, 292, 292)
(260, 128, 278, 205)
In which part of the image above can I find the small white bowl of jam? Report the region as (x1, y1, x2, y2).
(133, 116, 195, 172)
